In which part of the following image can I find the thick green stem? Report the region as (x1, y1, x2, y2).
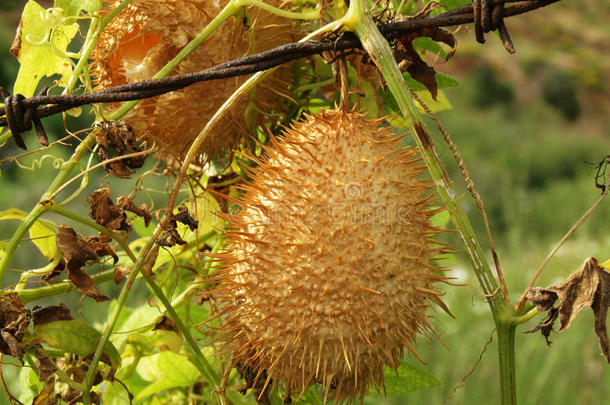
(18, 268, 116, 304)
(497, 320, 517, 405)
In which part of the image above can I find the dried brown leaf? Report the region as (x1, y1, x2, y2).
(141, 245, 159, 277)
(0, 292, 30, 359)
(95, 121, 147, 179)
(56, 226, 98, 266)
(174, 204, 198, 231)
(84, 236, 119, 264)
(98, 148, 134, 179)
(153, 316, 178, 333)
(33, 346, 57, 381)
(117, 196, 152, 227)
(395, 27, 456, 101)
(157, 222, 186, 247)
(88, 188, 129, 231)
(32, 304, 72, 326)
(525, 257, 610, 362)
(0, 292, 25, 327)
(113, 265, 131, 284)
(67, 262, 110, 303)
(56, 226, 109, 302)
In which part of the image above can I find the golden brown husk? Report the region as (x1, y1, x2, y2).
(214, 109, 449, 403)
(91, 0, 298, 162)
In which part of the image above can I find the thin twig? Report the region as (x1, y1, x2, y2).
(443, 328, 496, 404)
(44, 147, 156, 202)
(515, 171, 610, 311)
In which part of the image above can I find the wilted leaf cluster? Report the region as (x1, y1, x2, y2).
(526, 257, 610, 362)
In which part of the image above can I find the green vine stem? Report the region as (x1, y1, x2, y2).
(17, 267, 115, 304)
(342, 0, 516, 403)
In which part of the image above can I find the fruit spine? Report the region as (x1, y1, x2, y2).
(214, 108, 449, 403)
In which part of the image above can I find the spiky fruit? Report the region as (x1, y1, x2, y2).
(91, 0, 297, 162)
(214, 109, 449, 403)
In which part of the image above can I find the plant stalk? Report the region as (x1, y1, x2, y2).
(497, 321, 517, 405)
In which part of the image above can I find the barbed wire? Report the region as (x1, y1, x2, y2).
(0, 0, 559, 149)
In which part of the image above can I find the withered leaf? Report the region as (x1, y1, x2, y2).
(0, 292, 30, 359)
(395, 27, 456, 101)
(0, 292, 26, 327)
(174, 204, 198, 231)
(525, 257, 610, 362)
(88, 188, 129, 232)
(56, 226, 109, 302)
(113, 265, 131, 284)
(34, 346, 57, 381)
(98, 147, 134, 179)
(157, 222, 186, 247)
(0, 330, 23, 360)
(84, 236, 119, 264)
(56, 226, 98, 266)
(141, 245, 159, 277)
(524, 307, 558, 345)
(32, 304, 72, 326)
(117, 196, 152, 227)
(153, 316, 178, 333)
(67, 264, 110, 303)
(95, 121, 147, 179)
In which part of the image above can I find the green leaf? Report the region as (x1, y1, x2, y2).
(131, 216, 154, 238)
(33, 320, 121, 368)
(370, 362, 440, 397)
(430, 209, 451, 228)
(0, 209, 59, 261)
(13, 1, 79, 97)
(102, 370, 149, 405)
(413, 37, 446, 59)
(135, 351, 200, 400)
(415, 89, 453, 113)
(383, 88, 452, 130)
(54, 0, 101, 16)
(401, 71, 459, 92)
(436, 72, 459, 89)
(17, 366, 42, 404)
(438, 0, 470, 11)
(186, 192, 223, 238)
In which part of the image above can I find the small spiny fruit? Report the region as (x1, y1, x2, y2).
(91, 0, 297, 162)
(214, 108, 450, 403)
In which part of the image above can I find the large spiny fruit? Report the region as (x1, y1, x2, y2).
(91, 0, 297, 162)
(215, 108, 449, 403)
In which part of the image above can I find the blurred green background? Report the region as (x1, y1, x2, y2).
(1, 0, 609, 404)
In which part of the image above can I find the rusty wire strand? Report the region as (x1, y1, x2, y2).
(0, 0, 559, 149)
